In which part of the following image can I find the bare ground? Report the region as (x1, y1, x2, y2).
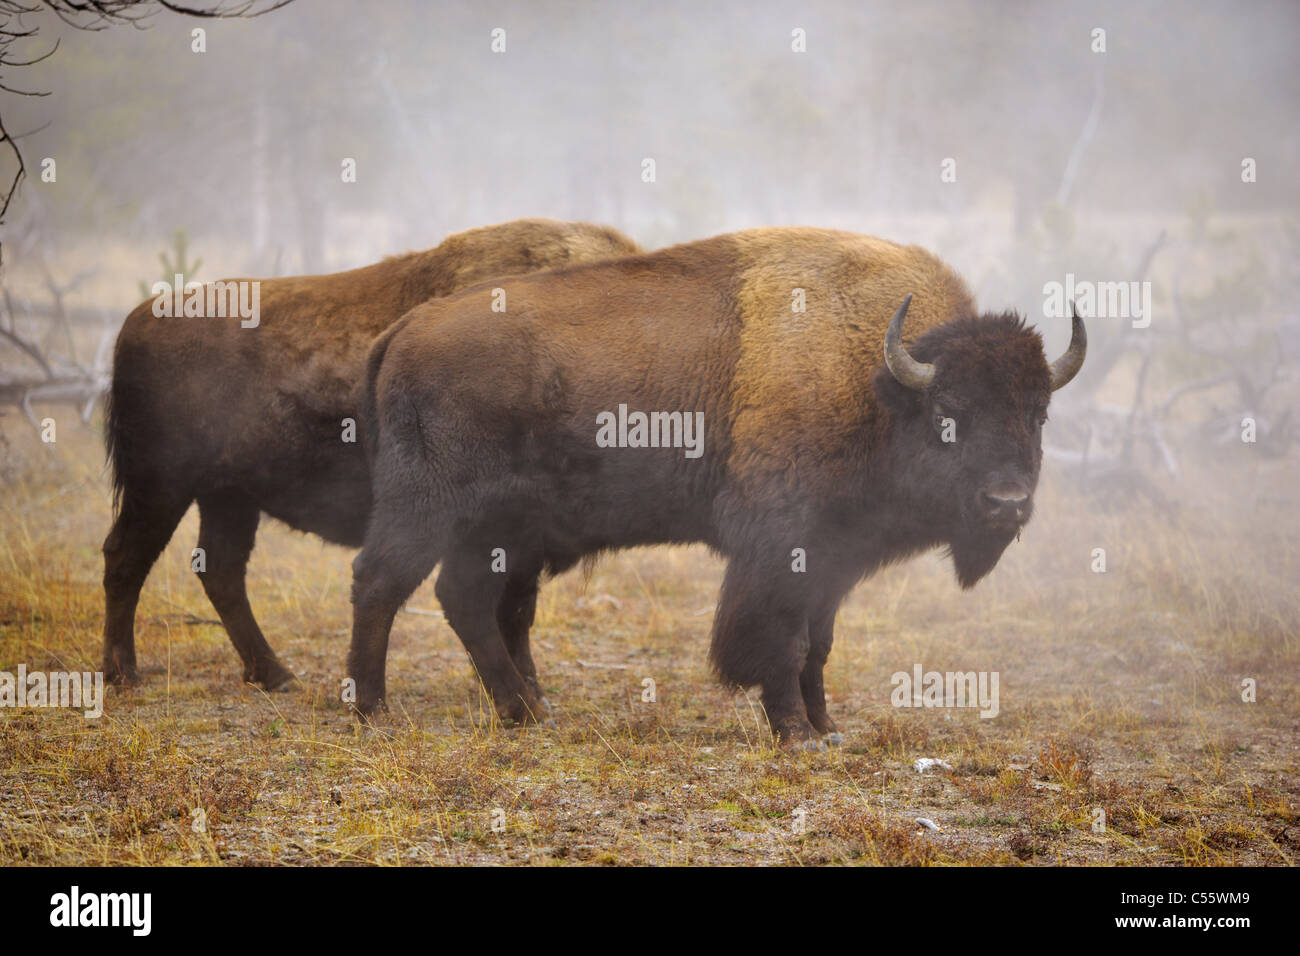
(0, 416, 1296, 865)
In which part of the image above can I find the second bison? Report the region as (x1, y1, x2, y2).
(102, 219, 639, 688)
(349, 228, 1085, 747)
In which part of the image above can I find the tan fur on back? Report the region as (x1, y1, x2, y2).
(427, 219, 642, 297)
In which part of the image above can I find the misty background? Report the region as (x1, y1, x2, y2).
(1, 0, 1298, 499)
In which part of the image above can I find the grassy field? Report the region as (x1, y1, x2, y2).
(0, 409, 1296, 866)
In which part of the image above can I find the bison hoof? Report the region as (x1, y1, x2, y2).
(787, 737, 828, 754)
(351, 698, 388, 722)
(105, 666, 140, 687)
(248, 660, 297, 691)
(521, 677, 552, 715)
(498, 690, 553, 727)
(823, 732, 845, 747)
(776, 720, 826, 752)
(506, 707, 551, 728)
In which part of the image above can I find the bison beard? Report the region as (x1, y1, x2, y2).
(348, 228, 1085, 749)
(948, 526, 1019, 591)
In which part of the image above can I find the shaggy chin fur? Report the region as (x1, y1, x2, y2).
(948, 525, 1020, 590)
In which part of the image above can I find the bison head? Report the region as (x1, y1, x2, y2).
(874, 294, 1086, 589)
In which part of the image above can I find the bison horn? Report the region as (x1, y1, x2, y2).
(883, 294, 935, 391)
(1048, 302, 1087, 391)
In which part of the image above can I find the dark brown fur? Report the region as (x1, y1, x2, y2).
(102, 219, 640, 686)
(350, 228, 1076, 747)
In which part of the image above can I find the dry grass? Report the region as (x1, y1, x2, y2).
(0, 410, 1296, 866)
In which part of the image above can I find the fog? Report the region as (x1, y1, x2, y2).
(0, 3, 1297, 870)
(2, 0, 1298, 503)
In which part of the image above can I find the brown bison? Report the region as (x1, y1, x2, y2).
(348, 228, 1085, 747)
(103, 219, 640, 688)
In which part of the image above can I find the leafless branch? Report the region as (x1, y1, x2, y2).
(0, 0, 295, 226)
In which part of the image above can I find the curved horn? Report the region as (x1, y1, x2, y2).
(1049, 302, 1087, 391)
(883, 294, 935, 391)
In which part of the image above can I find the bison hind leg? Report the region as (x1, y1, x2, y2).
(102, 483, 193, 683)
(436, 539, 551, 728)
(347, 514, 444, 717)
(496, 561, 548, 712)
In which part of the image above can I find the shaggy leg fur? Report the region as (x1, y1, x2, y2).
(710, 555, 818, 747)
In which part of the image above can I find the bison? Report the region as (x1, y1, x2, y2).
(348, 228, 1085, 747)
(102, 219, 640, 688)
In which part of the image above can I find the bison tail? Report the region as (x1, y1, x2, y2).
(102, 329, 140, 518)
(102, 375, 125, 516)
(102, 299, 164, 519)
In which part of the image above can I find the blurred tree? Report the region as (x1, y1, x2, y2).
(136, 228, 201, 299)
(0, 0, 294, 253)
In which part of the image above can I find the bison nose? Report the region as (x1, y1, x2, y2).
(980, 484, 1030, 524)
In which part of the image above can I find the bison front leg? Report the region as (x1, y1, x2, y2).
(800, 603, 840, 741)
(710, 557, 820, 750)
(436, 545, 550, 727)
